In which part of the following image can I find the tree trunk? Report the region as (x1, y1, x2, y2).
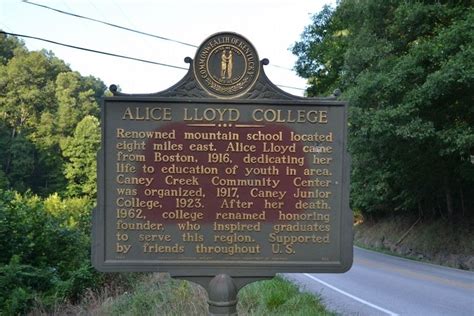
(418, 201, 423, 218)
(459, 187, 465, 217)
(5, 128, 16, 174)
(444, 176, 454, 220)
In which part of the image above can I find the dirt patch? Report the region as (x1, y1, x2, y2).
(354, 216, 474, 271)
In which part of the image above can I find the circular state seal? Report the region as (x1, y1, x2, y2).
(193, 32, 260, 98)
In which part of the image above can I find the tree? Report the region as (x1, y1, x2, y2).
(0, 33, 105, 314)
(56, 72, 103, 136)
(292, 4, 348, 96)
(0, 33, 105, 195)
(293, 1, 474, 220)
(61, 115, 100, 197)
(0, 31, 25, 65)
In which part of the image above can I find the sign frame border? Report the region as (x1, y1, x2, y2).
(92, 95, 352, 277)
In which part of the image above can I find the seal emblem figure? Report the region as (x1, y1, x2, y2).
(221, 50, 233, 79)
(193, 32, 260, 98)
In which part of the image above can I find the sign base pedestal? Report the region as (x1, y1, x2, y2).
(208, 274, 238, 316)
(177, 275, 272, 316)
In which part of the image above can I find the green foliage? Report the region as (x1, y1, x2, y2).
(61, 115, 101, 197)
(292, 5, 348, 96)
(99, 274, 332, 316)
(55, 72, 102, 136)
(293, 1, 474, 220)
(238, 276, 333, 315)
(0, 191, 84, 269)
(0, 33, 105, 196)
(0, 32, 25, 65)
(104, 274, 208, 316)
(0, 32, 108, 315)
(44, 193, 93, 230)
(0, 32, 107, 315)
(0, 189, 100, 314)
(0, 256, 56, 314)
(5, 134, 35, 192)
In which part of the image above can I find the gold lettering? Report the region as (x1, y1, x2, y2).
(213, 221, 261, 232)
(189, 142, 216, 152)
(122, 107, 172, 121)
(165, 175, 199, 186)
(303, 145, 333, 153)
(215, 211, 266, 221)
(293, 177, 331, 187)
(214, 234, 254, 244)
(154, 152, 196, 163)
(116, 174, 153, 187)
(116, 197, 160, 209)
(290, 131, 333, 142)
(116, 129, 176, 139)
(220, 198, 253, 209)
(162, 210, 204, 221)
(138, 234, 172, 242)
(195, 244, 261, 256)
(183, 107, 240, 121)
(252, 109, 328, 123)
(143, 243, 185, 253)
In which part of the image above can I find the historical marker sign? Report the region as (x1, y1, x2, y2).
(93, 32, 352, 277)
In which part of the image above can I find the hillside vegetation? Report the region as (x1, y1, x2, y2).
(0, 34, 103, 314)
(1, 1, 473, 314)
(354, 215, 474, 270)
(293, 0, 474, 222)
(0, 34, 332, 315)
(292, 0, 473, 269)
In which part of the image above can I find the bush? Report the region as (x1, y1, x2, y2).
(0, 256, 55, 314)
(0, 189, 99, 314)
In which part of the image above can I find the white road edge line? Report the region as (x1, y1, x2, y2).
(303, 273, 399, 316)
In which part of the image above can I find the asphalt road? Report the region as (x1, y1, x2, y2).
(285, 247, 474, 316)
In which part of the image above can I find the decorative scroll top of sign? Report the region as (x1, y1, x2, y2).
(109, 32, 322, 101)
(193, 32, 260, 98)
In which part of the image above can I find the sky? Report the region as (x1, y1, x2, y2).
(1, 0, 336, 96)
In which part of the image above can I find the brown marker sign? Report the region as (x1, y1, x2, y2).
(93, 32, 352, 277)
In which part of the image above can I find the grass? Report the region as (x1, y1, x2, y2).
(238, 276, 334, 316)
(32, 273, 333, 315)
(101, 273, 208, 316)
